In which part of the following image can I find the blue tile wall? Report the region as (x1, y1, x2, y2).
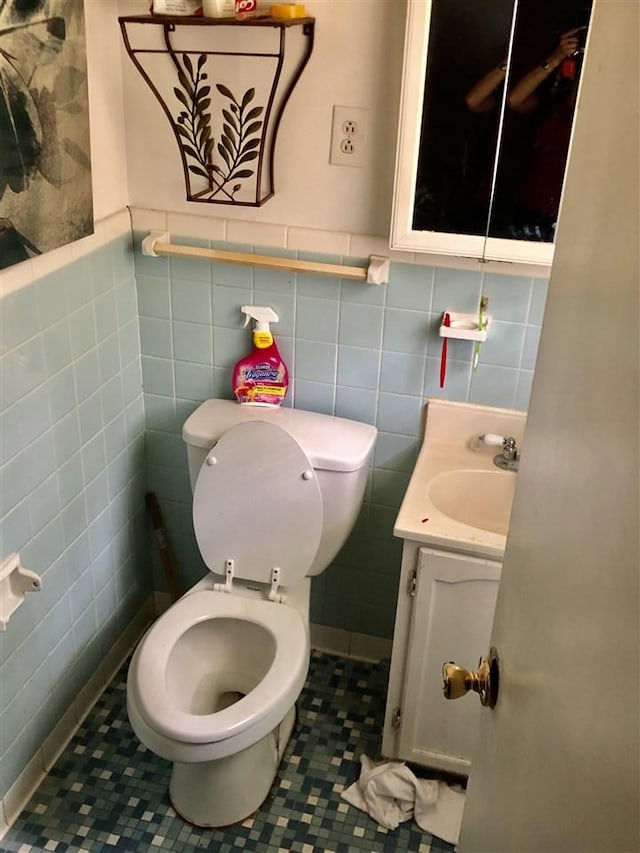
(0, 235, 150, 799)
(133, 233, 548, 640)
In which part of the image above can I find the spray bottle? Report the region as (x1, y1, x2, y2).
(232, 306, 289, 406)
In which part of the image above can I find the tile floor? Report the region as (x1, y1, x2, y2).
(1, 651, 455, 853)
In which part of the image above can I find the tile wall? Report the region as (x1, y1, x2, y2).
(0, 215, 548, 820)
(0, 230, 151, 803)
(133, 231, 548, 640)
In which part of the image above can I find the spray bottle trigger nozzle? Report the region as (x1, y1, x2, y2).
(241, 305, 279, 327)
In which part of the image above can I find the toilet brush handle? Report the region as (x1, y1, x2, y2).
(146, 492, 180, 602)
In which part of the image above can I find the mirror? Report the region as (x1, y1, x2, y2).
(392, 0, 593, 262)
(488, 1, 593, 243)
(411, 0, 514, 238)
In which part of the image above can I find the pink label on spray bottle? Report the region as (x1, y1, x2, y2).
(233, 355, 288, 406)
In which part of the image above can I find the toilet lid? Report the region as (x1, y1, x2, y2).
(193, 420, 323, 588)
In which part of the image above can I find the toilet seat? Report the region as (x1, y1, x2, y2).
(131, 590, 308, 748)
(193, 420, 323, 588)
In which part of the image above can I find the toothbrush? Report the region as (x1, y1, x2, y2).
(439, 312, 450, 388)
(473, 296, 488, 370)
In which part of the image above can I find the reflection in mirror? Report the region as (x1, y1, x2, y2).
(411, 0, 515, 237)
(411, 0, 593, 246)
(488, 0, 593, 242)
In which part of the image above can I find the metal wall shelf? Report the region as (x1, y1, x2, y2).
(120, 14, 315, 29)
(119, 14, 315, 207)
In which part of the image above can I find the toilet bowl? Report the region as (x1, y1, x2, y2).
(128, 589, 308, 759)
(127, 400, 376, 827)
(127, 587, 308, 826)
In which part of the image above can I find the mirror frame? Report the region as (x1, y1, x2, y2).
(390, 0, 556, 267)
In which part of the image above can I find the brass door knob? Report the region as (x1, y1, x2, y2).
(442, 647, 500, 708)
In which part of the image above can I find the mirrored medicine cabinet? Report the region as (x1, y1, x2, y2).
(391, 0, 593, 266)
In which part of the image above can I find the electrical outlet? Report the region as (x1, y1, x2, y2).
(330, 106, 368, 167)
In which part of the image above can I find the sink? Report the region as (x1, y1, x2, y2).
(428, 469, 516, 536)
(393, 399, 526, 559)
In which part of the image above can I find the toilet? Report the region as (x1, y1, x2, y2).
(127, 399, 377, 827)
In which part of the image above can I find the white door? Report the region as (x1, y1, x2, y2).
(458, 3, 639, 851)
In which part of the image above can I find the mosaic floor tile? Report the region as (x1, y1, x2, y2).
(2, 651, 454, 853)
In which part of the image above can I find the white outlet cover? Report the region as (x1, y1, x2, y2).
(330, 105, 368, 168)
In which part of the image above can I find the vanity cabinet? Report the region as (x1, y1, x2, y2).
(383, 397, 525, 775)
(382, 543, 501, 776)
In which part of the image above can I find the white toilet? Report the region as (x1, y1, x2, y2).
(127, 399, 376, 827)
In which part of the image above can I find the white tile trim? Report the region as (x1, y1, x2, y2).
(0, 596, 154, 840)
(129, 207, 169, 232)
(0, 257, 34, 298)
(103, 209, 133, 243)
(0, 204, 548, 301)
(0, 799, 7, 840)
(2, 749, 44, 829)
(349, 631, 393, 663)
(129, 207, 550, 277)
(310, 623, 351, 658)
(0, 208, 134, 299)
(226, 219, 287, 250)
(167, 212, 226, 242)
(69, 220, 107, 261)
(102, 600, 154, 685)
(41, 705, 78, 773)
(349, 233, 414, 265)
(310, 622, 391, 663)
(287, 226, 351, 256)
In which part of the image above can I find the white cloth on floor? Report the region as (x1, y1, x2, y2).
(340, 755, 466, 846)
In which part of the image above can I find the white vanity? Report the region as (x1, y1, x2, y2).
(382, 399, 526, 776)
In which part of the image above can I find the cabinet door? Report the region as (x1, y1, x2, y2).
(398, 548, 501, 775)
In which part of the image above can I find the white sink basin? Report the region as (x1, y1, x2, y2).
(394, 399, 526, 559)
(428, 469, 516, 536)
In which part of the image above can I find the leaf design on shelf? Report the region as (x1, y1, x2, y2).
(172, 52, 213, 189)
(212, 84, 263, 201)
(171, 55, 264, 203)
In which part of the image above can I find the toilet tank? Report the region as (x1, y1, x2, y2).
(183, 400, 377, 576)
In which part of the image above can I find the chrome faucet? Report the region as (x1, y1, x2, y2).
(472, 433, 520, 472)
(493, 436, 519, 471)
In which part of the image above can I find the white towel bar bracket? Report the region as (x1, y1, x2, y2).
(141, 231, 389, 285)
